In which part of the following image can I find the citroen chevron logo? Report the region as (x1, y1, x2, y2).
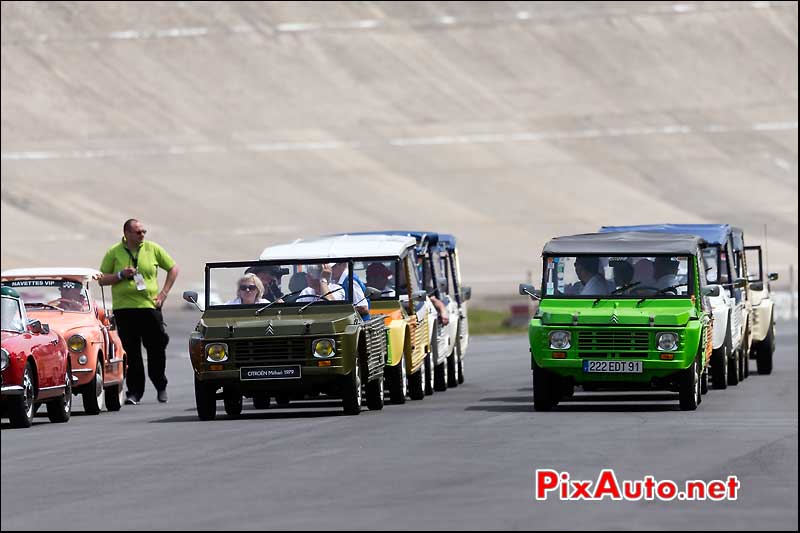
(610, 314, 619, 324)
(266, 323, 275, 335)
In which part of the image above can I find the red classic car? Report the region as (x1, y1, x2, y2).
(1, 286, 72, 428)
(2, 268, 127, 414)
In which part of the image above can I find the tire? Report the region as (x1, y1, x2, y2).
(82, 360, 104, 415)
(223, 386, 242, 418)
(679, 356, 700, 411)
(424, 352, 434, 396)
(739, 347, 748, 380)
(728, 347, 740, 386)
(433, 361, 448, 392)
(105, 381, 124, 412)
(756, 321, 775, 375)
(457, 351, 465, 385)
(47, 363, 72, 423)
(341, 361, 362, 415)
(252, 393, 271, 410)
(275, 393, 291, 407)
(7, 361, 35, 428)
(194, 376, 217, 421)
(366, 375, 385, 411)
(447, 351, 459, 388)
(408, 360, 425, 401)
(387, 357, 407, 405)
(532, 360, 559, 411)
(561, 381, 575, 399)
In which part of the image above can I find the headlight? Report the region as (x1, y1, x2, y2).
(68, 334, 87, 353)
(313, 339, 336, 358)
(549, 330, 571, 350)
(656, 332, 678, 351)
(1, 348, 9, 371)
(206, 343, 228, 362)
(78, 355, 88, 365)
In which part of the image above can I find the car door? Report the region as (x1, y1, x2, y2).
(450, 249, 469, 354)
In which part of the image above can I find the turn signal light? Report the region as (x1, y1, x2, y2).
(318, 360, 332, 367)
(660, 353, 675, 360)
(208, 364, 224, 371)
(552, 352, 567, 359)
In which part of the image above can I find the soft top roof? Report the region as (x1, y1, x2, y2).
(543, 232, 704, 255)
(260, 234, 417, 261)
(600, 224, 731, 245)
(1, 268, 102, 281)
(336, 231, 458, 251)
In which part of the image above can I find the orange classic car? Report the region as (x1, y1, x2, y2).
(2, 268, 127, 414)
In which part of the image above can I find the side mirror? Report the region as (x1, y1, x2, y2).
(462, 286, 472, 301)
(768, 272, 779, 281)
(437, 277, 448, 294)
(183, 291, 202, 312)
(519, 283, 541, 300)
(701, 286, 721, 297)
(411, 290, 428, 302)
(107, 315, 117, 331)
(749, 281, 764, 291)
(733, 278, 746, 289)
(28, 320, 49, 335)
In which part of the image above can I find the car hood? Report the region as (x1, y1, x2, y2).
(537, 299, 697, 327)
(25, 310, 96, 335)
(198, 307, 359, 338)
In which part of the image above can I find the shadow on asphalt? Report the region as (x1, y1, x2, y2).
(150, 409, 347, 423)
(468, 392, 684, 412)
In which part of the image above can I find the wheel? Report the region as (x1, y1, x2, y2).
(679, 356, 700, 411)
(728, 347, 740, 386)
(700, 367, 709, 395)
(105, 380, 124, 412)
(739, 347, 747, 381)
(424, 352, 434, 396)
(47, 363, 72, 423)
(756, 320, 775, 375)
(194, 376, 217, 421)
(275, 393, 291, 407)
(223, 386, 242, 418)
(252, 393, 271, 409)
(7, 361, 35, 428)
(408, 360, 425, 401)
(457, 351, 465, 385)
(341, 361, 362, 415)
(82, 360, 105, 415)
(386, 356, 407, 405)
(433, 360, 447, 392)
(456, 320, 465, 385)
(532, 360, 559, 411)
(366, 375, 385, 411)
(561, 381, 575, 399)
(447, 351, 459, 388)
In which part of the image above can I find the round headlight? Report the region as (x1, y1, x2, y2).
(68, 334, 87, 353)
(313, 339, 336, 358)
(206, 343, 228, 362)
(78, 354, 88, 365)
(1, 348, 9, 371)
(657, 332, 678, 351)
(549, 330, 571, 350)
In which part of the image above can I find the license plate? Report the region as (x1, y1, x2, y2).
(582, 360, 642, 373)
(240, 365, 301, 381)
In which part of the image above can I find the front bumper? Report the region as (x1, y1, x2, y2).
(534, 355, 693, 383)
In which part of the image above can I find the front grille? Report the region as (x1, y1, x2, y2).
(363, 317, 387, 376)
(577, 330, 649, 352)
(230, 337, 308, 367)
(579, 353, 608, 358)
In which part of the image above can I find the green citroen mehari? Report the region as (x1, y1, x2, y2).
(183, 258, 388, 420)
(519, 232, 715, 411)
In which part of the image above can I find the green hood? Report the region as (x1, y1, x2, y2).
(538, 299, 697, 327)
(197, 305, 358, 338)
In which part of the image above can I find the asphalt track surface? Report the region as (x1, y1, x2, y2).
(1, 312, 797, 531)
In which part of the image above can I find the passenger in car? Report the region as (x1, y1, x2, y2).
(49, 283, 89, 312)
(225, 273, 268, 305)
(573, 256, 608, 295)
(633, 258, 656, 286)
(612, 261, 635, 292)
(295, 264, 344, 303)
(332, 262, 368, 316)
(654, 257, 681, 290)
(366, 262, 395, 297)
(246, 265, 287, 302)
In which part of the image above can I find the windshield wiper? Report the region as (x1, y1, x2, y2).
(24, 302, 64, 312)
(611, 282, 641, 295)
(255, 289, 304, 316)
(655, 283, 687, 295)
(298, 287, 344, 314)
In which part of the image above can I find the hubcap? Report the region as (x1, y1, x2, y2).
(23, 369, 33, 420)
(64, 369, 72, 410)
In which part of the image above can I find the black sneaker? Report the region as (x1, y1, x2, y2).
(125, 393, 140, 405)
(157, 389, 168, 403)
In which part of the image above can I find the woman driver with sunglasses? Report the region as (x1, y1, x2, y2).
(225, 273, 269, 305)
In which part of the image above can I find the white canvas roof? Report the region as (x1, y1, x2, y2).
(260, 234, 417, 261)
(1, 268, 102, 281)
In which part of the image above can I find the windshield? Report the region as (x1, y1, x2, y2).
(353, 259, 399, 300)
(1, 279, 90, 312)
(208, 260, 355, 308)
(542, 255, 693, 298)
(702, 245, 731, 285)
(1, 297, 25, 332)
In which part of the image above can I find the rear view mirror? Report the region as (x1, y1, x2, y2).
(412, 290, 428, 302)
(183, 291, 202, 312)
(701, 286, 721, 297)
(462, 286, 472, 301)
(749, 281, 764, 291)
(768, 272, 779, 281)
